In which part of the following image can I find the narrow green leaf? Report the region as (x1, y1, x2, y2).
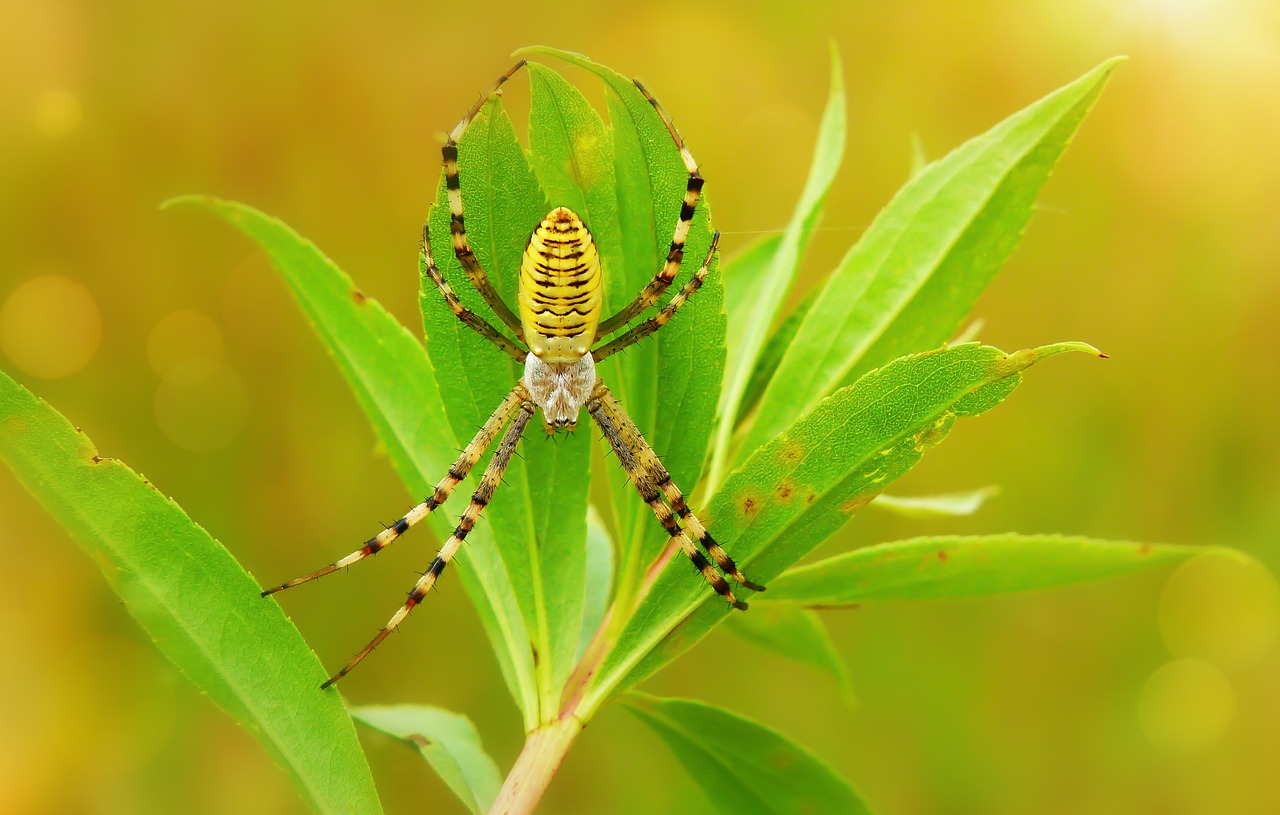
(767, 534, 1200, 606)
(165, 196, 538, 725)
(352, 705, 500, 815)
(724, 605, 855, 705)
(577, 505, 616, 662)
(520, 46, 726, 619)
(739, 277, 816, 424)
(625, 694, 871, 815)
(738, 58, 1123, 462)
(421, 94, 584, 723)
(583, 342, 1103, 712)
(708, 45, 847, 492)
(0, 371, 383, 815)
(871, 487, 999, 518)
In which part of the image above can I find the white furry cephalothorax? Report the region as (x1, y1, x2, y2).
(521, 352, 597, 430)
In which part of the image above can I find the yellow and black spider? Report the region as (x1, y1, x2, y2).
(261, 60, 763, 689)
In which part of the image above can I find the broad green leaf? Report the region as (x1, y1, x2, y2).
(724, 605, 855, 705)
(421, 95, 587, 723)
(708, 46, 847, 492)
(738, 58, 1122, 462)
(0, 371, 382, 815)
(352, 705, 500, 815)
(624, 694, 870, 815)
(577, 505, 616, 662)
(521, 46, 726, 619)
(582, 342, 1103, 712)
(766, 534, 1200, 605)
(165, 196, 538, 725)
(871, 487, 998, 518)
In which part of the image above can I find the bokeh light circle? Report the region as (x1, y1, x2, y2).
(0, 274, 101, 379)
(147, 309, 225, 385)
(33, 89, 82, 139)
(153, 363, 249, 452)
(1139, 657, 1234, 755)
(1159, 549, 1280, 669)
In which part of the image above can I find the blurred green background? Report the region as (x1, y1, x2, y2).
(3, 1, 1280, 813)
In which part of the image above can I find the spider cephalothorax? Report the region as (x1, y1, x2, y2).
(261, 60, 762, 689)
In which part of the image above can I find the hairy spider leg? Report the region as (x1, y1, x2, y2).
(421, 225, 526, 361)
(439, 60, 528, 335)
(260, 387, 527, 595)
(588, 381, 746, 609)
(595, 77, 705, 337)
(593, 384, 762, 592)
(592, 232, 719, 362)
(321, 396, 536, 689)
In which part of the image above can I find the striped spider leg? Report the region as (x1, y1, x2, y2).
(260, 385, 532, 688)
(262, 59, 760, 688)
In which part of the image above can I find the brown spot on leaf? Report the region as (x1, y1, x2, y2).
(775, 479, 796, 502)
(735, 488, 764, 521)
(351, 288, 368, 304)
(840, 494, 874, 514)
(1139, 543, 1152, 556)
(937, 550, 949, 562)
(805, 491, 817, 505)
(777, 438, 805, 465)
(406, 733, 433, 748)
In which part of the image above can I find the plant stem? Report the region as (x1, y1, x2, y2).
(488, 715, 583, 815)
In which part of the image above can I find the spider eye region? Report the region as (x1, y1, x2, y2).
(518, 207, 603, 363)
(522, 352, 596, 433)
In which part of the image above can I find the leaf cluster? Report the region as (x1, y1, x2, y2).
(0, 47, 1200, 815)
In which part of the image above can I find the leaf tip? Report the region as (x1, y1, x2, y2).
(514, 45, 590, 66)
(1031, 341, 1105, 360)
(158, 193, 220, 212)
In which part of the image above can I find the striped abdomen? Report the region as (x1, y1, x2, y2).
(518, 207, 603, 363)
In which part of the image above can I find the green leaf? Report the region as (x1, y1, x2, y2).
(520, 46, 727, 621)
(0, 371, 383, 815)
(724, 605, 855, 705)
(582, 342, 1103, 712)
(352, 705, 500, 815)
(708, 45, 847, 492)
(766, 534, 1200, 606)
(871, 487, 999, 518)
(739, 273, 815, 423)
(164, 196, 538, 726)
(577, 505, 616, 662)
(624, 694, 871, 815)
(737, 58, 1123, 462)
(421, 94, 587, 723)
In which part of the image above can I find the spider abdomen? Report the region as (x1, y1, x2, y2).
(518, 207, 602, 363)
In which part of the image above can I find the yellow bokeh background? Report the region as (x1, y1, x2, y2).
(3, 1, 1280, 813)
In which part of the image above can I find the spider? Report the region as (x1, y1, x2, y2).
(261, 60, 763, 689)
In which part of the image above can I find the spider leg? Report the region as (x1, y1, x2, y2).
(592, 232, 718, 362)
(437, 60, 526, 335)
(321, 396, 535, 689)
(421, 225, 526, 361)
(260, 387, 527, 596)
(587, 380, 748, 609)
(596, 78, 704, 337)
(592, 381, 762, 592)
